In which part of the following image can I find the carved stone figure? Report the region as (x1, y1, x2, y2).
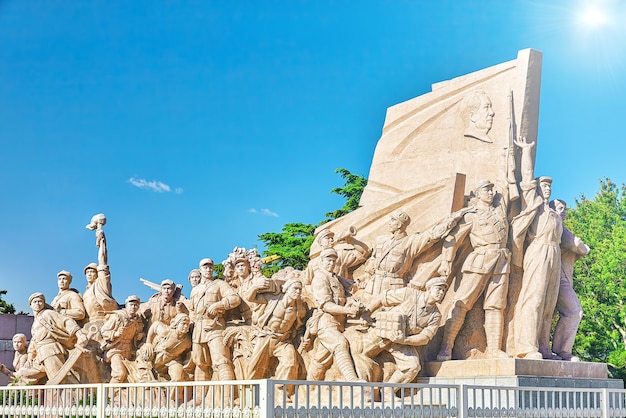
(27, 292, 84, 384)
(51, 270, 86, 325)
(306, 227, 371, 287)
(100, 295, 145, 383)
(139, 303, 192, 383)
(140, 279, 188, 328)
(305, 248, 363, 382)
(83, 213, 119, 322)
(362, 210, 464, 298)
(511, 138, 563, 360)
(188, 257, 241, 381)
(188, 269, 201, 288)
(12, 334, 28, 372)
(221, 248, 271, 380)
(222, 247, 264, 323)
(11, 333, 47, 385)
(244, 277, 306, 387)
(462, 90, 495, 143)
(358, 277, 448, 384)
(551, 199, 590, 361)
(436, 178, 516, 361)
(83, 263, 119, 322)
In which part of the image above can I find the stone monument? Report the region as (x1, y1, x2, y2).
(6, 49, 617, 391)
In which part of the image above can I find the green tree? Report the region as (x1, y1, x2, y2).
(325, 168, 368, 221)
(565, 178, 626, 379)
(259, 168, 367, 275)
(0, 289, 16, 314)
(258, 222, 318, 276)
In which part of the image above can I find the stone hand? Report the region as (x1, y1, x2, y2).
(438, 260, 452, 276)
(254, 277, 271, 290)
(207, 302, 225, 316)
(389, 330, 405, 343)
(345, 304, 360, 318)
(514, 136, 535, 150)
(141, 343, 154, 360)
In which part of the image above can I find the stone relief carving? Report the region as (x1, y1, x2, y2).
(9, 50, 597, 389)
(51, 270, 86, 325)
(461, 90, 496, 143)
(83, 213, 119, 323)
(189, 258, 240, 382)
(510, 138, 564, 360)
(100, 295, 145, 383)
(550, 199, 590, 362)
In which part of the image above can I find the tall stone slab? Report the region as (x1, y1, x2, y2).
(316, 49, 543, 361)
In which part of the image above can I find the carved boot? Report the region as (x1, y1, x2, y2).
(306, 361, 326, 381)
(334, 348, 364, 382)
(216, 363, 239, 401)
(484, 309, 510, 359)
(436, 305, 467, 361)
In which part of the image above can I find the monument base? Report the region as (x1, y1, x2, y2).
(420, 358, 623, 389)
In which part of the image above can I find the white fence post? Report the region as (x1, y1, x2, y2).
(96, 384, 106, 418)
(258, 379, 274, 418)
(601, 388, 610, 418)
(459, 384, 469, 418)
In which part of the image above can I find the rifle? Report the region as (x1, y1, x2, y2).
(507, 89, 520, 201)
(140, 278, 183, 293)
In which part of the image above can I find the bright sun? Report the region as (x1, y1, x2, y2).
(578, 5, 609, 29)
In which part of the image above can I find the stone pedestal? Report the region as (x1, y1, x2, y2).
(419, 359, 623, 389)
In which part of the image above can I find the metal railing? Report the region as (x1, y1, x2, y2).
(2, 380, 626, 417)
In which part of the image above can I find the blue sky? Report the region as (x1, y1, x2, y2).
(1, 1, 625, 313)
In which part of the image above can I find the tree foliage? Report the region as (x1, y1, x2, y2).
(325, 168, 368, 221)
(258, 222, 318, 275)
(259, 168, 367, 275)
(0, 289, 16, 314)
(566, 178, 626, 379)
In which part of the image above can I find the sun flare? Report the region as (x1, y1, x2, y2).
(577, 4, 609, 29)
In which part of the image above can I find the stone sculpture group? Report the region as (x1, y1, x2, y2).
(1, 50, 592, 394)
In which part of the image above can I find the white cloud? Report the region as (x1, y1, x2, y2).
(248, 208, 279, 217)
(128, 177, 181, 193)
(261, 208, 279, 217)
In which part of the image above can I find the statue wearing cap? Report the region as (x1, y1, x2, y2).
(27, 292, 83, 384)
(436, 177, 515, 361)
(83, 262, 119, 322)
(188, 257, 241, 382)
(82, 212, 119, 323)
(304, 227, 371, 287)
(242, 276, 306, 390)
(354, 276, 448, 384)
(550, 199, 589, 362)
(362, 209, 461, 298)
(140, 279, 188, 329)
(137, 306, 192, 389)
(510, 137, 565, 360)
(51, 270, 87, 325)
(306, 248, 364, 382)
(100, 295, 145, 383)
(221, 247, 268, 324)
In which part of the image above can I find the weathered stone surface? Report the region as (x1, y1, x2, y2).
(425, 358, 608, 379)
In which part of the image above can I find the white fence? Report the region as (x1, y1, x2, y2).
(2, 380, 626, 417)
